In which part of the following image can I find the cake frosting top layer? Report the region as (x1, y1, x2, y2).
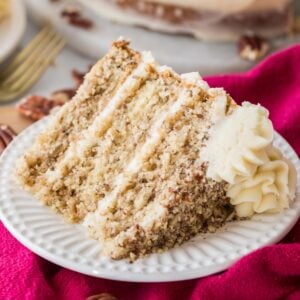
(141, 0, 290, 12)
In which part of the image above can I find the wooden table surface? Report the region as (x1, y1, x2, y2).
(0, 106, 33, 133)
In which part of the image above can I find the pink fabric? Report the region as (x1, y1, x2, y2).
(1, 45, 300, 300)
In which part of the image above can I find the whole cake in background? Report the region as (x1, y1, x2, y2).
(16, 40, 296, 260)
(91, 0, 294, 40)
(0, 0, 10, 22)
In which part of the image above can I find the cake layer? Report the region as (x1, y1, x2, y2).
(84, 79, 235, 259)
(16, 41, 141, 217)
(94, 0, 292, 40)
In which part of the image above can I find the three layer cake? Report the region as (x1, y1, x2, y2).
(92, 0, 293, 40)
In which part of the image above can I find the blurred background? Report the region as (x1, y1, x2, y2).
(0, 0, 299, 130)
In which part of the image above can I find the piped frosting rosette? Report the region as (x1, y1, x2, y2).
(202, 102, 296, 217)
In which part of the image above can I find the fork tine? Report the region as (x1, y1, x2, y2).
(0, 30, 59, 86)
(8, 39, 66, 96)
(5, 36, 66, 92)
(0, 26, 53, 78)
(18, 40, 66, 93)
(0, 40, 65, 103)
(0, 26, 66, 103)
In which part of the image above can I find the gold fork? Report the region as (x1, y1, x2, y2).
(0, 26, 66, 103)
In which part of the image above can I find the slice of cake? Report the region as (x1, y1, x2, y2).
(16, 40, 296, 260)
(87, 0, 293, 41)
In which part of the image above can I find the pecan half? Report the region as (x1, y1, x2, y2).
(86, 293, 117, 300)
(0, 124, 17, 156)
(68, 17, 93, 29)
(52, 88, 77, 102)
(17, 95, 65, 121)
(61, 6, 94, 30)
(238, 34, 269, 62)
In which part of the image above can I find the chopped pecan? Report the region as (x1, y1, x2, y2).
(17, 95, 65, 121)
(238, 34, 269, 62)
(0, 124, 17, 155)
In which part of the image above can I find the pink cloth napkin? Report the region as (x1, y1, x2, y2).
(1, 45, 300, 300)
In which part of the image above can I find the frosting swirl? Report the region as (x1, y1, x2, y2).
(228, 147, 296, 217)
(202, 102, 296, 217)
(203, 102, 273, 184)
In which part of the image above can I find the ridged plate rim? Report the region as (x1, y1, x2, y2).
(0, 117, 299, 282)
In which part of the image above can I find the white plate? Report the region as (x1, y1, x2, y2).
(25, 0, 300, 74)
(0, 117, 299, 282)
(0, 0, 26, 64)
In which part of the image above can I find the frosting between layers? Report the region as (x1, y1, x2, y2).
(202, 102, 296, 217)
(83, 72, 212, 235)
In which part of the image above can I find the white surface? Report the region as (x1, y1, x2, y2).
(0, 117, 299, 282)
(0, 0, 26, 63)
(25, 0, 300, 74)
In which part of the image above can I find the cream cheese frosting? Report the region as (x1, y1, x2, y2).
(202, 102, 296, 217)
(203, 102, 274, 184)
(228, 146, 296, 217)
